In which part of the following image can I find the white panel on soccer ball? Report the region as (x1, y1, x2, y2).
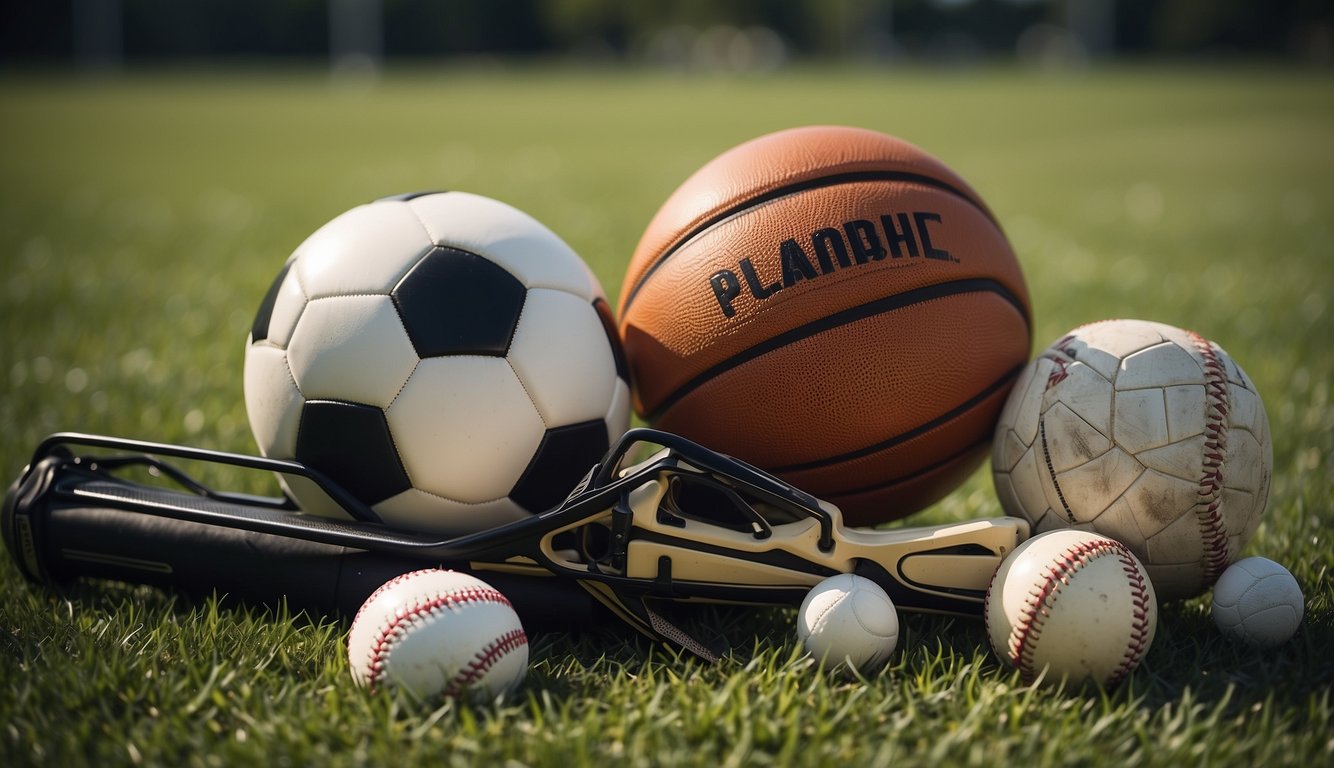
(1006, 443, 1053, 523)
(1071, 322, 1164, 379)
(1086, 498, 1150, 559)
(294, 202, 433, 299)
(286, 295, 419, 407)
(265, 268, 307, 349)
(1044, 363, 1113, 438)
(602, 387, 631, 462)
(1055, 447, 1144, 524)
(388, 356, 545, 503)
(1136, 434, 1206, 481)
(507, 289, 617, 427)
(374, 487, 531, 536)
(1056, 347, 1115, 384)
(605, 378, 631, 444)
(1222, 351, 1257, 390)
(1039, 402, 1111, 474)
(1224, 430, 1265, 495)
(993, 428, 1030, 474)
(1030, 508, 1071, 534)
(1163, 384, 1206, 443)
(1218, 486, 1258, 548)
(406, 192, 600, 299)
(1144, 508, 1208, 564)
(1227, 385, 1263, 437)
(1113, 388, 1171, 454)
(1117, 341, 1203, 391)
(1123, 468, 1201, 538)
(999, 358, 1045, 448)
(992, 467, 1025, 525)
(243, 344, 303, 457)
(1152, 321, 1206, 354)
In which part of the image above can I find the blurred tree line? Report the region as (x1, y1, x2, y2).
(1, 0, 1330, 67)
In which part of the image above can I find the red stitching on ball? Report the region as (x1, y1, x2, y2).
(444, 627, 528, 698)
(1040, 335, 1078, 391)
(352, 569, 431, 634)
(1186, 331, 1232, 590)
(1107, 546, 1153, 686)
(364, 581, 514, 694)
(1008, 539, 1133, 685)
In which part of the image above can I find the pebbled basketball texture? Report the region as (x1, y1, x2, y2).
(617, 126, 1031, 526)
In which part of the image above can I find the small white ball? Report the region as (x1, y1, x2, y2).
(1211, 556, 1304, 648)
(796, 573, 899, 676)
(347, 569, 529, 702)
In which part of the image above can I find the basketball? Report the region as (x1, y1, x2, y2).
(617, 125, 1031, 526)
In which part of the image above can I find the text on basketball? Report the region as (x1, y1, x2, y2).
(708, 211, 957, 318)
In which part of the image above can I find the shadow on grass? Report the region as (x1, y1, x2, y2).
(10, 565, 1328, 727)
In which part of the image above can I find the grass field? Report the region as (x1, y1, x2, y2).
(1, 64, 1331, 766)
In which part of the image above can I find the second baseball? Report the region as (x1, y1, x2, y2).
(986, 530, 1158, 687)
(347, 569, 529, 702)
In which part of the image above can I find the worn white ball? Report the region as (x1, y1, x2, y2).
(991, 318, 1272, 602)
(796, 573, 899, 676)
(1211, 556, 1303, 647)
(347, 569, 528, 702)
(986, 530, 1157, 687)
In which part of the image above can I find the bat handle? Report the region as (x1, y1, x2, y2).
(2, 462, 600, 628)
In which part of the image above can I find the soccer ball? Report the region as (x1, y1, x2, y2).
(991, 319, 1272, 601)
(243, 191, 630, 534)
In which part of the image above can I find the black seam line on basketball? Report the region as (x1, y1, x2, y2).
(770, 365, 1022, 475)
(620, 169, 999, 315)
(1039, 416, 1076, 525)
(645, 277, 1029, 422)
(815, 435, 993, 498)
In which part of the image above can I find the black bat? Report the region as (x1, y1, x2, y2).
(3, 429, 1028, 661)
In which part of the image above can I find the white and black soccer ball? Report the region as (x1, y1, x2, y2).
(243, 191, 630, 534)
(991, 319, 1272, 602)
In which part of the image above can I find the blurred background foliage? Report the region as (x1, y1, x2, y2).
(1, 0, 1331, 73)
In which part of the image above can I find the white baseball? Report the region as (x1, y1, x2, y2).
(1211, 556, 1303, 647)
(347, 569, 528, 702)
(797, 573, 899, 676)
(985, 530, 1157, 687)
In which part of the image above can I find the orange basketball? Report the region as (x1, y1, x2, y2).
(617, 126, 1031, 526)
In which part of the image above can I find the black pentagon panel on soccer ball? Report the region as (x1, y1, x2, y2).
(250, 262, 292, 343)
(391, 246, 527, 357)
(295, 400, 413, 507)
(509, 419, 611, 514)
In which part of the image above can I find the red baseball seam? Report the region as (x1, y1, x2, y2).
(444, 627, 529, 697)
(1107, 547, 1153, 686)
(365, 584, 514, 694)
(352, 569, 432, 632)
(1040, 334, 1078, 390)
(1008, 539, 1128, 684)
(1186, 331, 1232, 590)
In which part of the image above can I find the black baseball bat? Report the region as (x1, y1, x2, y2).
(2, 440, 603, 629)
(4, 430, 1028, 661)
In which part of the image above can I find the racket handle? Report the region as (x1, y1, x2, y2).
(4, 484, 599, 629)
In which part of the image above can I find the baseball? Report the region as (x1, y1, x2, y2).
(347, 569, 529, 702)
(797, 573, 899, 676)
(985, 530, 1157, 687)
(1211, 556, 1304, 647)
